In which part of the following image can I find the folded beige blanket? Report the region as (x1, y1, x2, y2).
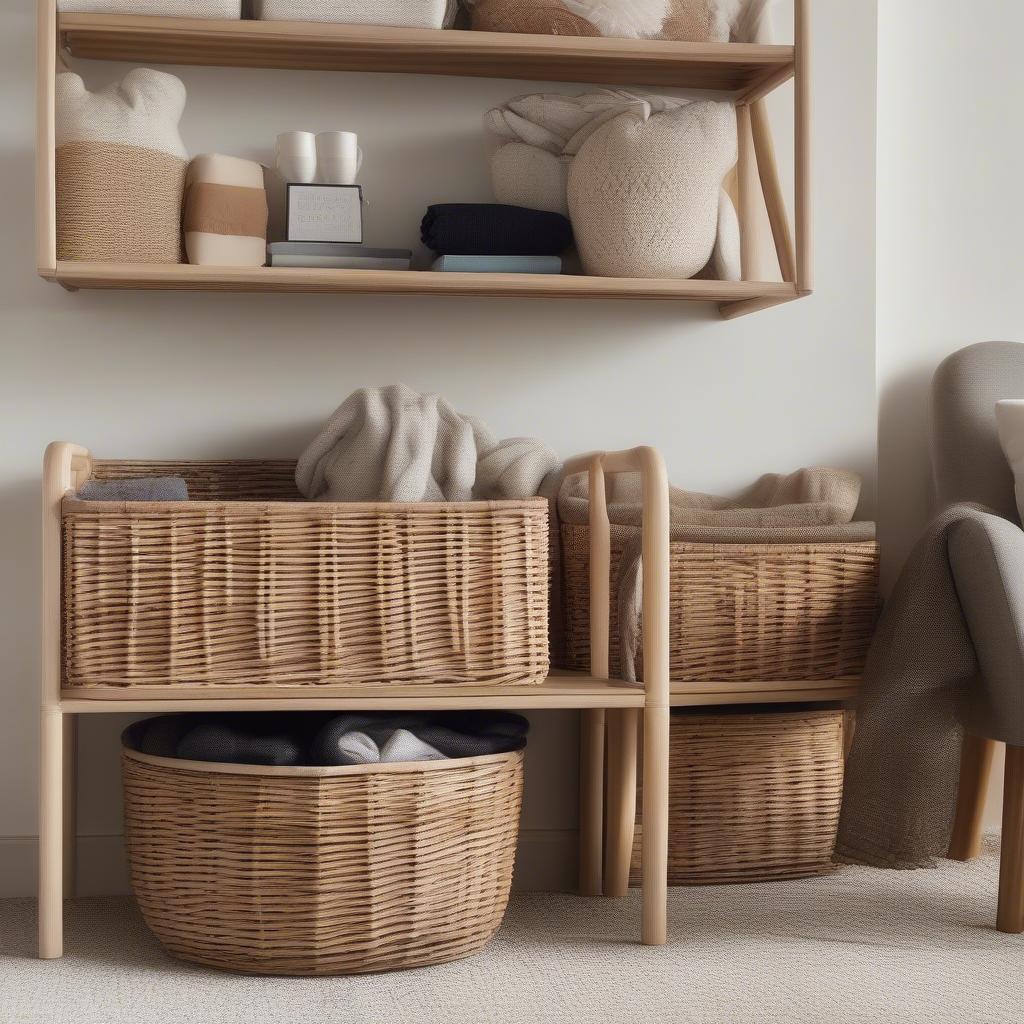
(557, 467, 871, 681)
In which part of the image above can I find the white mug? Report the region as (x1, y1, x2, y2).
(275, 131, 317, 185)
(316, 131, 363, 185)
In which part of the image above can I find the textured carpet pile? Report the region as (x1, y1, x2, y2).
(1, 838, 1019, 1024)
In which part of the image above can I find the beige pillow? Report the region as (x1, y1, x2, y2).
(58, 1, 241, 14)
(567, 99, 737, 279)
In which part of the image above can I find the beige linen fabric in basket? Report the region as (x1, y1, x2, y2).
(558, 467, 871, 681)
(58, 1, 241, 13)
(252, 0, 459, 26)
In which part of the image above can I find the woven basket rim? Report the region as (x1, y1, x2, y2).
(121, 745, 524, 779)
(65, 496, 549, 513)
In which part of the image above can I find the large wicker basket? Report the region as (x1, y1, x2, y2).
(560, 524, 878, 681)
(630, 707, 847, 886)
(62, 460, 549, 690)
(121, 732, 524, 975)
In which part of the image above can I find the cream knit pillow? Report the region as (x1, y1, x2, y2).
(56, 69, 188, 263)
(57, 1, 242, 14)
(252, 0, 458, 26)
(567, 98, 737, 279)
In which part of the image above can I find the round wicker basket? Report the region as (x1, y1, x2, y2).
(630, 707, 847, 886)
(121, 734, 524, 975)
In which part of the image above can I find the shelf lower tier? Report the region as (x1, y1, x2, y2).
(46, 262, 800, 310)
(55, 674, 859, 713)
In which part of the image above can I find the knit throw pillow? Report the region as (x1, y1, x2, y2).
(55, 69, 188, 263)
(252, 0, 458, 26)
(567, 98, 737, 279)
(57, 1, 242, 14)
(466, 0, 773, 41)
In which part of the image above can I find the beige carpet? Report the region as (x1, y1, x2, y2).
(2, 837, 1020, 1024)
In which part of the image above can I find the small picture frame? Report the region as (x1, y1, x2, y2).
(286, 184, 364, 244)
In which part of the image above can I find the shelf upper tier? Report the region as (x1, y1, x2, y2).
(58, 15, 795, 94)
(49, 262, 798, 309)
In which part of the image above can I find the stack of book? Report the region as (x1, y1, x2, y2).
(268, 243, 412, 270)
(431, 255, 562, 275)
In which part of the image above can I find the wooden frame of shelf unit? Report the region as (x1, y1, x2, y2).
(36, 0, 812, 317)
(39, 442, 674, 959)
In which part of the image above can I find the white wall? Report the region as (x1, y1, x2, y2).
(0, 0, 878, 896)
(876, 0, 1024, 822)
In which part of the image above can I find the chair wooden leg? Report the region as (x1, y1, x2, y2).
(948, 733, 997, 861)
(579, 709, 605, 897)
(63, 716, 77, 898)
(39, 709, 64, 959)
(997, 745, 1024, 934)
(641, 704, 669, 946)
(604, 708, 639, 898)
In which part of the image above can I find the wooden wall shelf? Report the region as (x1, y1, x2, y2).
(59, 14, 794, 96)
(36, 1, 813, 317)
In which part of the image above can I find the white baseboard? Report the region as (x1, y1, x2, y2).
(0, 829, 578, 899)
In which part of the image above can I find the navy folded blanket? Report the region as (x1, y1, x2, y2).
(420, 204, 572, 257)
(125, 711, 529, 767)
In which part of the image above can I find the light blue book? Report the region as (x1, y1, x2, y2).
(432, 255, 562, 275)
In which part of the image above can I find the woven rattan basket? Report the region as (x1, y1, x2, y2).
(62, 460, 549, 690)
(560, 524, 878, 680)
(630, 707, 847, 886)
(121, 732, 524, 975)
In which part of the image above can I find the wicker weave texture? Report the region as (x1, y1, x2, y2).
(630, 710, 845, 885)
(561, 524, 879, 681)
(63, 460, 549, 689)
(121, 747, 524, 975)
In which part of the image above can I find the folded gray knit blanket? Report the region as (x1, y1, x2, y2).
(76, 477, 188, 501)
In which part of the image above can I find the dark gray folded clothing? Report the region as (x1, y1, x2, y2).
(124, 711, 528, 767)
(420, 204, 572, 256)
(77, 477, 189, 501)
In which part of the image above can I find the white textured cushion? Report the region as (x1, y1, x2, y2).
(568, 98, 737, 279)
(252, 0, 458, 26)
(58, 1, 241, 15)
(56, 68, 187, 159)
(996, 401, 1024, 526)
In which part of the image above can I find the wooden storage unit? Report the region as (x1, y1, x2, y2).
(36, 1, 813, 316)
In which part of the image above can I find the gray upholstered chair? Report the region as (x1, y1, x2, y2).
(932, 340, 1024, 933)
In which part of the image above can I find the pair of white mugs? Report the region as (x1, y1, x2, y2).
(276, 131, 363, 186)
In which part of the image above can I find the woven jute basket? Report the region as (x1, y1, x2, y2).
(121, 736, 524, 975)
(62, 460, 549, 690)
(560, 523, 878, 680)
(630, 707, 847, 886)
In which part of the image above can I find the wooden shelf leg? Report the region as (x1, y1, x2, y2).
(997, 745, 1024, 934)
(63, 715, 77, 898)
(749, 99, 797, 284)
(604, 708, 639, 898)
(39, 708, 65, 960)
(794, 0, 813, 295)
(579, 708, 606, 896)
(641, 704, 669, 946)
(736, 102, 759, 283)
(947, 733, 997, 861)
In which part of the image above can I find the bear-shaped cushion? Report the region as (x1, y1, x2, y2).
(57, 2, 241, 15)
(568, 98, 737, 279)
(55, 69, 188, 263)
(466, 0, 774, 41)
(487, 90, 739, 280)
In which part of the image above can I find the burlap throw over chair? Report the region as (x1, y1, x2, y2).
(55, 69, 188, 263)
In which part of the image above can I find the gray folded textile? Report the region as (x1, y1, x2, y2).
(77, 477, 189, 501)
(380, 729, 447, 763)
(836, 503, 1015, 869)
